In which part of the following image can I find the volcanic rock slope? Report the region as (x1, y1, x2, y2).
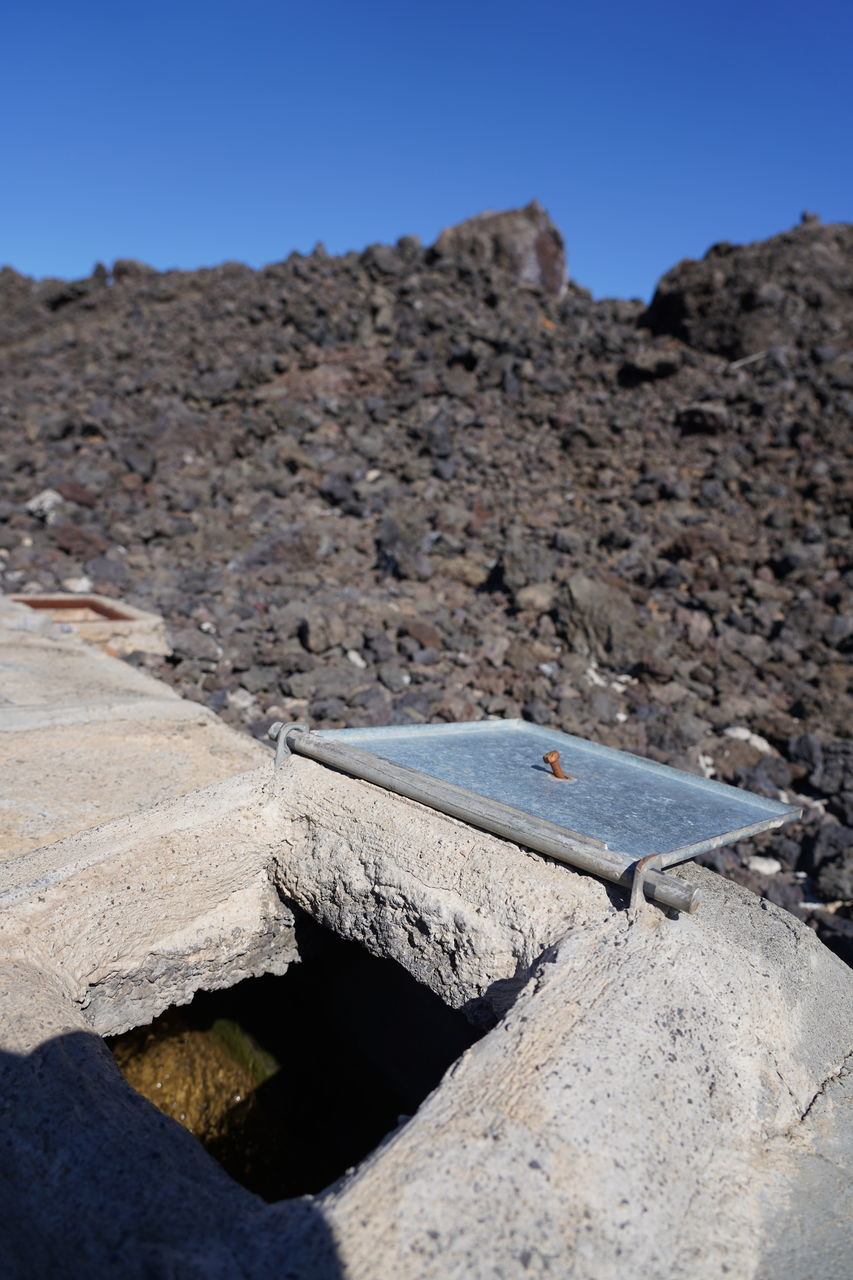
(1, 209, 851, 960)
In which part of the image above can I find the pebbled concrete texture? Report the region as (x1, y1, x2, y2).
(0, 595, 851, 1278)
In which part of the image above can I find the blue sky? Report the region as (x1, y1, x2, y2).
(2, 0, 851, 300)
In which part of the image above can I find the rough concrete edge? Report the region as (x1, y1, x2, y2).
(0, 628, 184, 702)
(82, 891, 300, 1037)
(0, 763, 300, 1033)
(0, 764, 275, 903)
(270, 754, 619, 1017)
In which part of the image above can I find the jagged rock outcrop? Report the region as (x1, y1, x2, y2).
(432, 199, 567, 297)
(642, 216, 853, 358)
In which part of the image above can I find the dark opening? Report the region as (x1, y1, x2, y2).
(108, 912, 482, 1201)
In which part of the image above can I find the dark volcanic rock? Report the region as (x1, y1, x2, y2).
(642, 217, 853, 358)
(554, 573, 661, 669)
(432, 201, 567, 298)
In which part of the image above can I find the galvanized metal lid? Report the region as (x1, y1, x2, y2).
(318, 719, 801, 867)
(270, 718, 802, 914)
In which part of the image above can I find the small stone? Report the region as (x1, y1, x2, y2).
(169, 627, 222, 662)
(227, 687, 257, 711)
(26, 489, 64, 523)
(675, 402, 729, 434)
(522, 697, 553, 725)
(515, 583, 555, 613)
(747, 855, 783, 876)
(61, 576, 93, 593)
(378, 663, 411, 693)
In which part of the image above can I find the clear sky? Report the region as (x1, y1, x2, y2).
(2, 0, 851, 300)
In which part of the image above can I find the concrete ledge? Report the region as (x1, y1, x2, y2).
(0, 596, 265, 856)
(0, 766, 293, 1033)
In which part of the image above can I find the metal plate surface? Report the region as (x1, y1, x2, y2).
(319, 720, 801, 865)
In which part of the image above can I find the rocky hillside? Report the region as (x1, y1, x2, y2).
(1, 204, 851, 960)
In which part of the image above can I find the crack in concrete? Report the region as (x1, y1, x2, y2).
(799, 1050, 853, 1124)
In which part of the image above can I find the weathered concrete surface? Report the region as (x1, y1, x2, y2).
(755, 1065, 853, 1280)
(273, 756, 617, 1023)
(0, 595, 265, 856)
(325, 866, 853, 1279)
(274, 759, 853, 1278)
(1, 748, 851, 1278)
(0, 767, 296, 1034)
(0, 604, 851, 1278)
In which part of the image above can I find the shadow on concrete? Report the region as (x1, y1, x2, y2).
(0, 1029, 343, 1279)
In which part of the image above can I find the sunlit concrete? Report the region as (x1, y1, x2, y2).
(0, 593, 850, 1279)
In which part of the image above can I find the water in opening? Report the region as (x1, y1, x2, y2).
(107, 913, 482, 1200)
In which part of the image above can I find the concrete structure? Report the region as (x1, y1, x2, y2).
(10, 591, 170, 657)
(0, 595, 851, 1278)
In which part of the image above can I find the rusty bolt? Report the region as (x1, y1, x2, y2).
(543, 749, 574, 780)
